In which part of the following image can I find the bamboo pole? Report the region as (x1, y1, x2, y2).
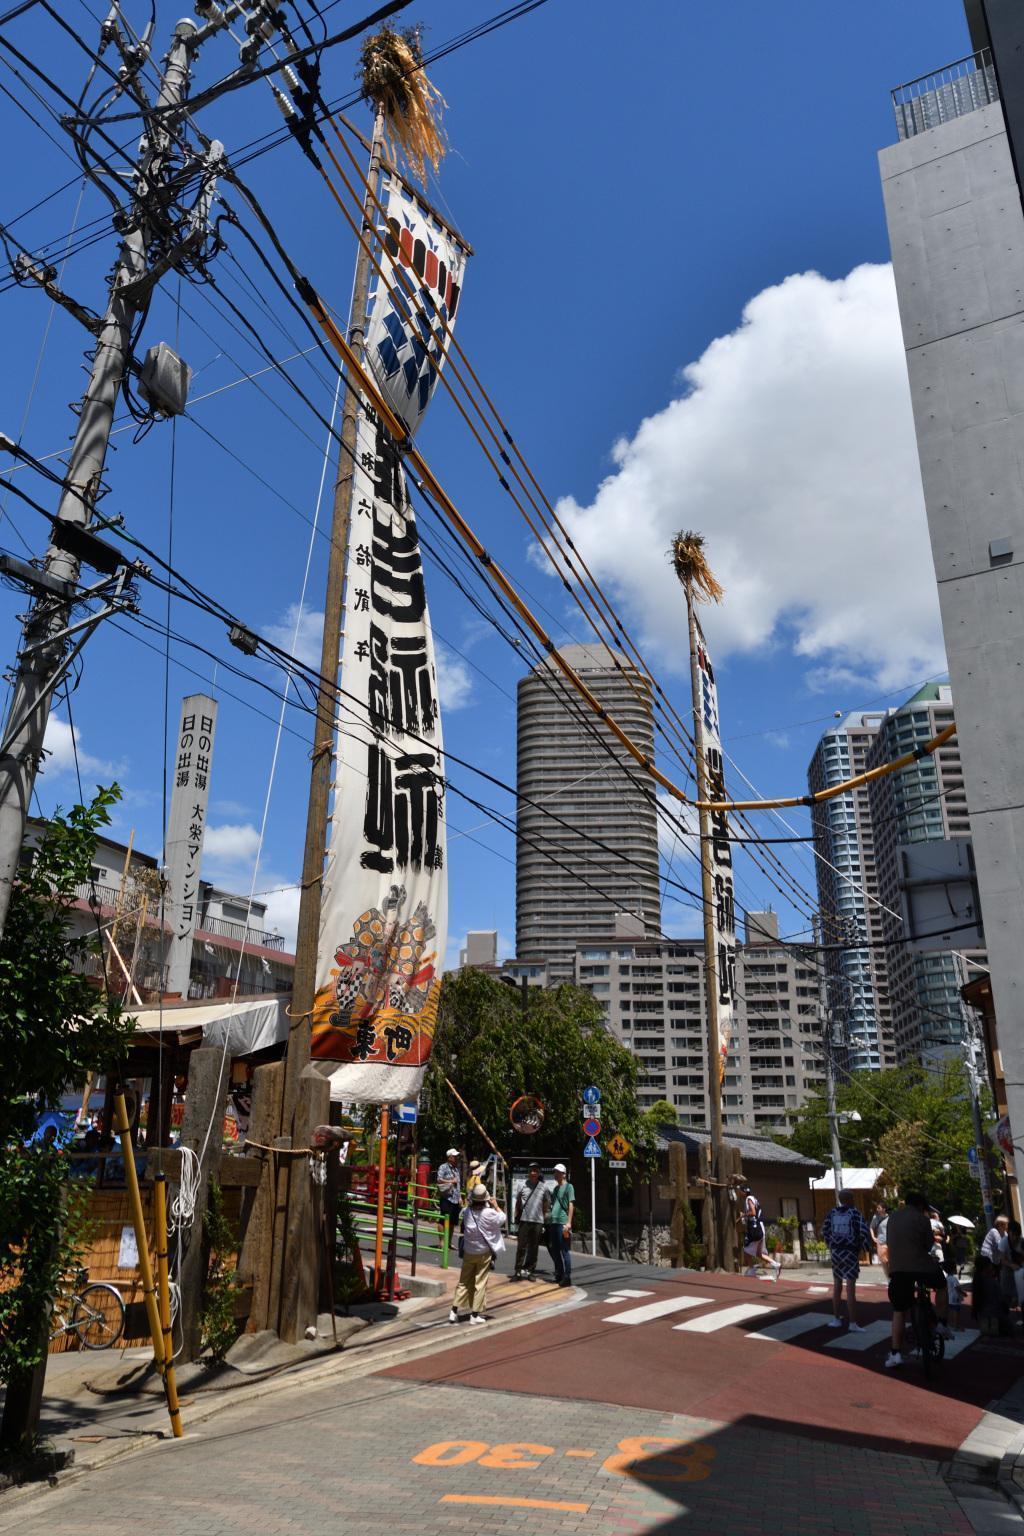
(111, 1090, 178, 1437)
(443, 1076, 508, 1171)
(373, 1105, 390, 1290)
(152, 1174, 183, 1438)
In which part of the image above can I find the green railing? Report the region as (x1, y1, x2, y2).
(342, 1178, 456, 1274)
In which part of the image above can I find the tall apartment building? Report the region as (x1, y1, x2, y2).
(575, 912, 825, 1132)
(807, 713, 894, 1071)
(880, 5, 1024, 1167)
(867, 684, 985, 1062)
(516, 643, 661, 983)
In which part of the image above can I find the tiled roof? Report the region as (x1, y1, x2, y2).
(656, 1123, 826, 1172)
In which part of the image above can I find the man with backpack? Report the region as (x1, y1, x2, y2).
(822, 1190, 873, 1331)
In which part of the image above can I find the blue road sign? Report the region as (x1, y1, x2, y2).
(583, 1136, 601, 1158)
(395, 1101, 418, 1124)
(582, 1085, 600, 1105)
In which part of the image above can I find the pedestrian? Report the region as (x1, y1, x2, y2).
(981, 1213, 1009, 1263)
(927, 1206, 947, 1264)
(436, 1147, 462, 1243)
(513, 1163, 550, 1280)
(448, 1184, 506, 1326)
(883, 1192, 954, 1369)
(870, 1201, 889, 1266)
(875, 1204, 891, 1276)
(972, 1254, 1006, 1336)
(545, 1163, 575, 1287)
(822, 1190, 873, 1331)
(998, 1218, 1024, 1323)
(735, 1179, 780, 1281)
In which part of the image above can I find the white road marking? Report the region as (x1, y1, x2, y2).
(748, 1312, 832, 1342)
(673, 1303, 773, 1333)
(807, 1285, 830, 1293)
(941, 1328, 980, 1360)
(603, 1289, 655, 1301)
(605, 1295, 713, 1325)
(824, 1321, 891, 1351)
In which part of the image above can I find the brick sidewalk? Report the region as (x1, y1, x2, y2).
(0, 1372, 980, 1535)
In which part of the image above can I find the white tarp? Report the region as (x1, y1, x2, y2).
(695, 621, 737, 1080)
(309, 183, 469, 1106)
(811, 1167, 883, 1192)
(132, 996, 288, 1057)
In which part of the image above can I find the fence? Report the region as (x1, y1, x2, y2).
(343, 1163, 453, 1279)
(891, 50, 998, 141)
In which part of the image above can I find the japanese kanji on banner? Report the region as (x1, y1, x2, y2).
(695, 623, 736, 1081)
(311, 181, 469, 1104)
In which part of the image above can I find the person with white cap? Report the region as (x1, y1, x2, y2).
(436, 1148, 462, 1243)
(448, 1184, 506, 1325)
(545, 1163, 575, 1287)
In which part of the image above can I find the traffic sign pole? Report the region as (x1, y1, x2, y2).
(614, 1171, 620, 1260)
(590, 1153, 597, 1257)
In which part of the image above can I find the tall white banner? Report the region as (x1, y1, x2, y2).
(312, 181, 468, 1104)
(695, 627, 736, 1080)
(164, 694, 217, 998)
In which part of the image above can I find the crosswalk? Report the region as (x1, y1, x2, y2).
(597, 1291, 981, 1361)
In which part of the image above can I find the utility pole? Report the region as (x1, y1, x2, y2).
(956, 955, 995, 1226)
(272, 105, 386, 1342)
(0, 16, 224, 937)
(684, 585, 729, 1272)
(823, 1002, 844, 1196)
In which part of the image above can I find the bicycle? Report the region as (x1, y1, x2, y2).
(906, 1278, 944, 1379)
(49, 1269, 125, 1351)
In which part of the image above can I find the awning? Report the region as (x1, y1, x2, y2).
(810, 1167, 883, 1192)
(132, 996, 290, 1056)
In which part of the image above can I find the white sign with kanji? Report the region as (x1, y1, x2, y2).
(164, 694, 218, 997)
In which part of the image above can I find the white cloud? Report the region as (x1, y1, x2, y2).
(265, 603, 324, 671)
(204, 822, 261, 866)
(435, 640, 474, 711)
(557, 264, 946, 692)
(42, 716, 115, 778)
(261, 879, 300, 949)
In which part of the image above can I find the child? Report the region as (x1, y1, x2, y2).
(946, 1271, 967, 1330)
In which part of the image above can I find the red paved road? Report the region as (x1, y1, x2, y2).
(385, 1269, 1024, 1459)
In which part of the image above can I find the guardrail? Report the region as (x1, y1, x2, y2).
(892, 50, 998, 141)
(342, 1179, 453, 1278)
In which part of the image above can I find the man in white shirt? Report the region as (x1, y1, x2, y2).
(514, 1163, 551, 1280)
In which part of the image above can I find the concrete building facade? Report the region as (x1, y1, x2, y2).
(516, 643, 661, 984)
(807, 712, 894, 1071)
(880, 31, 1023, 1130)
(575, 912, 825, 1133)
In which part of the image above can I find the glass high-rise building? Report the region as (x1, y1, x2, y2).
(515, 643, 661, 984)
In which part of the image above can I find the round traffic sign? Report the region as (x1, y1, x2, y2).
(582, 1085, 600, 1105)
(583, 1117, 601, 1137)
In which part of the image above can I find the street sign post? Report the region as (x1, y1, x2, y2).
(395, 1101, 418, 1125)
(583, 1117, 601, 1138)
(606, 1133, 632, 1160)
(609, 1158, 627, 1169)
(583, 1086, 600, 1106)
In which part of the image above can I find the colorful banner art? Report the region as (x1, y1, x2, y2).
(365, 172, 467, 439)
(696, 623, 736, 1081)
(311, 186, 469, 1104)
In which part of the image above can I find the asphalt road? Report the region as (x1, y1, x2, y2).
(3, 1264, 1022, 1536)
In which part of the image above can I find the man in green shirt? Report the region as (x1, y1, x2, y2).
(545, 1163, 575, 1287)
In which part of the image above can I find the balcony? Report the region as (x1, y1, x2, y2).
(892, 50, 998, 141)
(73, 880, 287, 951)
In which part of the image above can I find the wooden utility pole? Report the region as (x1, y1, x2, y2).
(271, 106, 386, 1344)
(685, 588, 728, 1270)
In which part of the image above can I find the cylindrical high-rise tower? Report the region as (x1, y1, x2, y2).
(515, 643, 662, 983)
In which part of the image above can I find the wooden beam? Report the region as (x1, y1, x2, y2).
(238, 1061, 283, 1334)
(176, 1046, 229, 1363)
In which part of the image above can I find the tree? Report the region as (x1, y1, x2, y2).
(0, 788, 136, 1445)
(782, 1061, 986, 1220)
(421, 971, 645, 1165)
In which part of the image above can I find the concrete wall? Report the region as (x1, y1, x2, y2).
(880, 101, 1024, 1171)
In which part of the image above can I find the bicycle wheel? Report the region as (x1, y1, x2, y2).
(72, 1283, 125, 1350)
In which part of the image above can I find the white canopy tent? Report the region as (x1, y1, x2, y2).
(131, 995, 290, 1057)
(810, 1167, 883, 1193)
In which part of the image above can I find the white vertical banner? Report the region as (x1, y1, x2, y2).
(311, 173, 469, 1104)
(695, 626, 736, 1080)
(164, 694, 218, 998)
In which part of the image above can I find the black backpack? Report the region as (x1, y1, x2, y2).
(744, 1197, 763, 1244)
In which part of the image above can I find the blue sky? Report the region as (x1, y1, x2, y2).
(0, 0, 969, 962)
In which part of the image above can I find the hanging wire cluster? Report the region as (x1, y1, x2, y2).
(670, 530, 725, 605)
(359, 25, 447, 183)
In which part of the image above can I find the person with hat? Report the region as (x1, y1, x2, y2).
(545, 1164, 575, 1287)
(448, 1184, 506, 1325)
(735, 1178, 780, 1282)
(514, 1163, 550, 1279)
(436, 1148, 462, 1243)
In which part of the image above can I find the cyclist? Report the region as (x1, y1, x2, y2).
(884, 1192, 955, 1369)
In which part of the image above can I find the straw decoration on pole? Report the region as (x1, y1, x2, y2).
(360, 25, 447, 183)
(670, 530, 725, 606)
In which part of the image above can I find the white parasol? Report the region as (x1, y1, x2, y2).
(948, 1215, 975, 1230)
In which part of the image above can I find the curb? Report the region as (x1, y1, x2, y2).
(947, 1377, 1024, 1525)
(0, 1281, 586, 1517)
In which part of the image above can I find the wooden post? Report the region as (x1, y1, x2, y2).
(176, 1046, 229, 1362)
(699, 1142, 719, 1269)
(238, 1061, 284, 1333)
(272, 106, 386, 1342)
(277, 1065, 330, 1341)
(152, 1174, 183, 1438)
(658, 1141, 691, 1268)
